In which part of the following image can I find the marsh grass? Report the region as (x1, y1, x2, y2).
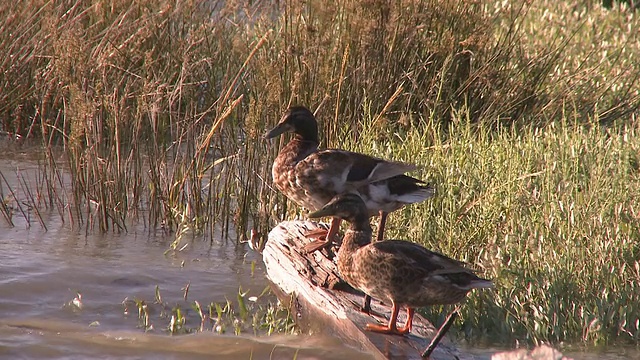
(339, 113, 640, 345)
(1, 0, 639, 346)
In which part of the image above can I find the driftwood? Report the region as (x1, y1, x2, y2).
(262, 220, 471, 360)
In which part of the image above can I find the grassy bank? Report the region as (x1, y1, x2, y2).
(341, 114, 640, 345)
(0, 0, 638, 347)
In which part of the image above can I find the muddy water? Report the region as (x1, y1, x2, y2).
(0, 220, 374, 360)
(0, 159, 372, 359)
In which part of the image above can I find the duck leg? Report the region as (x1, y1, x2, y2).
(361, 296, 373, 314)
(397, 307, 415, 333)
(365, 301, 410, 335)
(303, 217, 341, 253)
(361, 210, 389, 313)
(376, 210, 388, 242)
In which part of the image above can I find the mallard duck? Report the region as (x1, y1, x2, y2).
(264, 106, 434, 254)
(307, 193, 493, 335)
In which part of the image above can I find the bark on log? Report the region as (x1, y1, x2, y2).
(262, 220, 472, 360)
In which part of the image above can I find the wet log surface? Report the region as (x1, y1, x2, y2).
(262, 220, 472, 360)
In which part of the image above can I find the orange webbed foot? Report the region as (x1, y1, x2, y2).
(303, 218, 339, 253)
(304, 228, 329, 240)
(364, 323, 410, 336)
(302, 238, 332, 253)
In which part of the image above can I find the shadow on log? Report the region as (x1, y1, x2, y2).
(262, 220, 470, 360)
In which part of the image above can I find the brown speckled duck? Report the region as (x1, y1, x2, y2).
(308, 193, 493, 335)
(264, 106, 434, 253)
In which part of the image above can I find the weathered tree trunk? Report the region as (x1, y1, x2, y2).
(262, 220, 470, 360)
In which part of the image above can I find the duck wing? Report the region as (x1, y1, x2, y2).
(296, 149, 417, 190)
(369, 240, 492, 290)
(367, 240, 493, 290)
(340, 151, 417, 183)
(371, 240, 470, 274)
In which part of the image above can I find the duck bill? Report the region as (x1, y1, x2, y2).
(263, 122, 291, 139)
(307, 208, 335, 219)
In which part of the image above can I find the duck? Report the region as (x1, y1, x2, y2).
(307, 193, 493, 336)
(264, 105, 434, 255)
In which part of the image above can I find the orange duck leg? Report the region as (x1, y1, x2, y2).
(303, 217, 341, 253)
(364, 301, 412, 336)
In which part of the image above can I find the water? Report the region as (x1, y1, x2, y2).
(0, 159, 372, 359)
(0, 159, 638, 359)
(0, 219, 374, 360)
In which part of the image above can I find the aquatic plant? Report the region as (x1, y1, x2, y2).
(122, 286, 296, 336)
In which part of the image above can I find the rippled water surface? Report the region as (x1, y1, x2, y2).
(0, 159, 374, 359)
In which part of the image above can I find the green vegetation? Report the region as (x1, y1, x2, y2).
(0, 0, 638, 348)
(120, 286, 296, 336)
(344, 115, 640, 346)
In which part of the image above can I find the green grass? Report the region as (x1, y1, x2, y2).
(0, 0, 639, 348)
(337, 112, 640, 346)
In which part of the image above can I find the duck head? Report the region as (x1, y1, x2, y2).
(264, 106, 319, 142)
(307, 193, 369, 225)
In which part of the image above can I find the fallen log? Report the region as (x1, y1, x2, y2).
(262, 220, 471, 360)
